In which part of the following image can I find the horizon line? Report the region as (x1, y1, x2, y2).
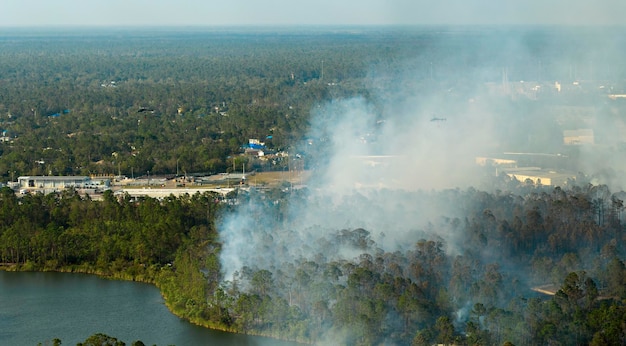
(1, 23, 625, 30)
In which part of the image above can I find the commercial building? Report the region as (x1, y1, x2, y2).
(16, 176, 109, 193)
(502, 168, 576, 187)
(563, 129, 594, 145)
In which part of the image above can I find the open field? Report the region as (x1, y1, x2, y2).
(247, 170, 310, 187)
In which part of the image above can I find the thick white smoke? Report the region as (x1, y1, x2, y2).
(213, 25, 626, 346)
(218, 77, 502, 280)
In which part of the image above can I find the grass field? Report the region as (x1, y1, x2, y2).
(247, 170, 310, 187)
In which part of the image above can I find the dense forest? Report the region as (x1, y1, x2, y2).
(2, 27, 626, 345)
(1, 182, 626, 345)
(1, 27, 624, 179)
(0, 28, 404, 177)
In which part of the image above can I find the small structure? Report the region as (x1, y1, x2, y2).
(563, 129, 594, 145)
(198, 173, 248, 186)
(85, 177, 112, 190)
(247, 139, 265, 150)
(608, 94, 626, 100)
(475, 157, 517, 168)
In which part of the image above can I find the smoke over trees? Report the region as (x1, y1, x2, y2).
(213, 182, 626, 344)
(214, 26, 626, 345)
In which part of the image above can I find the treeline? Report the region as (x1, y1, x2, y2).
(42, 332, 145, 346)
(3, 182, 626, 345)
(0, 187, 221, 280)
(3, 28, 620, 179)
(0, 184, 225, 344)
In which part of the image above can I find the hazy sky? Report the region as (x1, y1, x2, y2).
(1, 0, 625, 27)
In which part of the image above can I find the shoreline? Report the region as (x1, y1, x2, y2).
(0, 263, 308, 345)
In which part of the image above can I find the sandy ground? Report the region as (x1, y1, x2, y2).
(245, 170, 310, 187)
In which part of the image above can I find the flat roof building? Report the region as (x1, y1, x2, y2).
(17, 176, 90, 193)
(502, 168, 576, 187)
(563, 129, 594, 145)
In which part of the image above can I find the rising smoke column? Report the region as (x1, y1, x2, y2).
(214, 26, 626, 346)
(218, 83, 502, 282)
(215, 57, 516, 346)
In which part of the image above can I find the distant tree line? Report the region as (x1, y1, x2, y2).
(41, 332, 146, 346)
(0, 30, 407, 178)
(2, 29, 621, 179)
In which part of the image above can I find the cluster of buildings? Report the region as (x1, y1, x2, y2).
(8, 173, 241, 200)
(474, 120, 604, 187)
(6, 137, 285, 198)
(476, 153, 576, 187)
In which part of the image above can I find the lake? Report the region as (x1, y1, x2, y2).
(0, 271, 298, 346)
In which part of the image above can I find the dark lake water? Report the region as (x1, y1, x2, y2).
(0, 271, 298, 346)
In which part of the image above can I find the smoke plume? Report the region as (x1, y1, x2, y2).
(218, 69, 503, 281)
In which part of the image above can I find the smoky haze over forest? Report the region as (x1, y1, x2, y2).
(217, 26, 626, 343)
(219, 26, 626, 272)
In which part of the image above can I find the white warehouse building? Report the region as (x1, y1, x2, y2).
(16, 176, 103, 193)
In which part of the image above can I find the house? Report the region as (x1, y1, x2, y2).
(247, 139, 265, 150)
